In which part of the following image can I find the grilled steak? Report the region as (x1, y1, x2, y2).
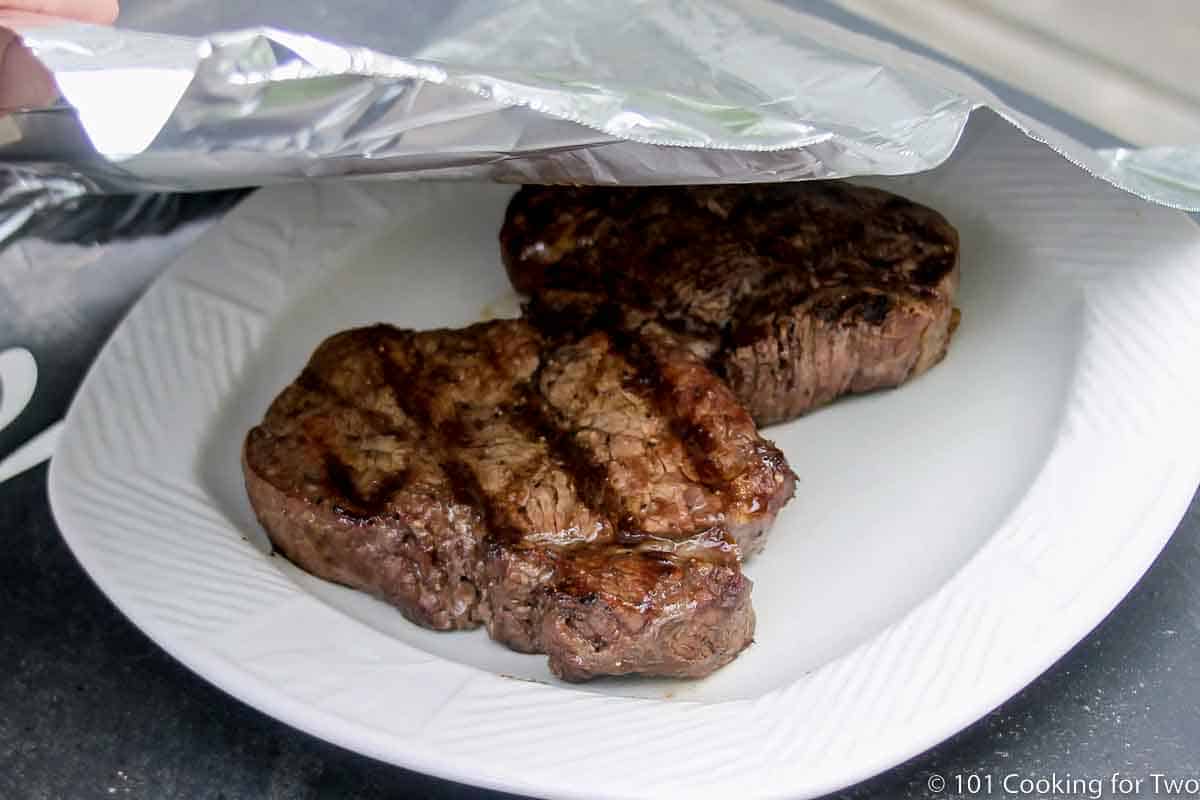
(243, 320, 794, 681)
(500, 182, 960, 425)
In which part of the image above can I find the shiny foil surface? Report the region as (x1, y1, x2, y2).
(7, 0, 1200, 213)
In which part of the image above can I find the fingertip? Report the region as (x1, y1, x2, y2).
(0, 28, 57, 111)
(61, 0, 118, 25)
(0, 1, 120, 26)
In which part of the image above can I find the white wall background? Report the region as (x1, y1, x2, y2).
(832, 0, 1200, 147)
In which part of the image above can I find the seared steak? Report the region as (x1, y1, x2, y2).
(501, 182, 960, 425)
(243, 320, 794, 681)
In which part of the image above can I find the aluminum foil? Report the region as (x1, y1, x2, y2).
(7, 0, 1200, 213)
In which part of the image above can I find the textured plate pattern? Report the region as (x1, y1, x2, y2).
(50, 113, 1200, 800)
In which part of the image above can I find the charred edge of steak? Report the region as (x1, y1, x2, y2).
(541, 547, 754, 681)
(501, 182, 961, 425)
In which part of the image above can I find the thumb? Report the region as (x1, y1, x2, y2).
(0, 26, 57, 112)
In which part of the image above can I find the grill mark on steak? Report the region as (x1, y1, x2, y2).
(501, 182, 960, 425)
(738, 188, 880, 311)
(573, 308, 726, 521)
(612, 327, 696, 441)
(607, 321, 749, 511)
(474, 322, 619, 548)
(724, 191, 949, 333)
(362, 323, 542, 549)
(361, 326, 457, 485)
(508, 382, 616, 543)
(525, 293, 794, 556)
(321, 453, 410, 519)
(526, 294, 741, 489)
(535, 330, 730, 547)
(244, 350, 488, 631)
(291, 361, 429, 520)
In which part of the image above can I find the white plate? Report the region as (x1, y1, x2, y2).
(50, 112, 1200, 799)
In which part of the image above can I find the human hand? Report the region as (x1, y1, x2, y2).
(0, 0, 119, 111)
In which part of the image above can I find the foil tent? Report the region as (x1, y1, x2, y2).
(6, 0, 1200, 224)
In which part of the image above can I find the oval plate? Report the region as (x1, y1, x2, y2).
(49, 113, 1200, 799)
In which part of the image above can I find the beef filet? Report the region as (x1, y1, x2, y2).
(243, 320, 794, 680)
(500, 182, 960, 425)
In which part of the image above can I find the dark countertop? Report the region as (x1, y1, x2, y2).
(4, 4, 1199, 799)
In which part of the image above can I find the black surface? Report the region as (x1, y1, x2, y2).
(17, 190, 249, 247)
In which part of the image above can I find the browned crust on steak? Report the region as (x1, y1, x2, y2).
(242, 338, 486, 631)
(243, 321, 793, 680)
(500, 182, 960, 425)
